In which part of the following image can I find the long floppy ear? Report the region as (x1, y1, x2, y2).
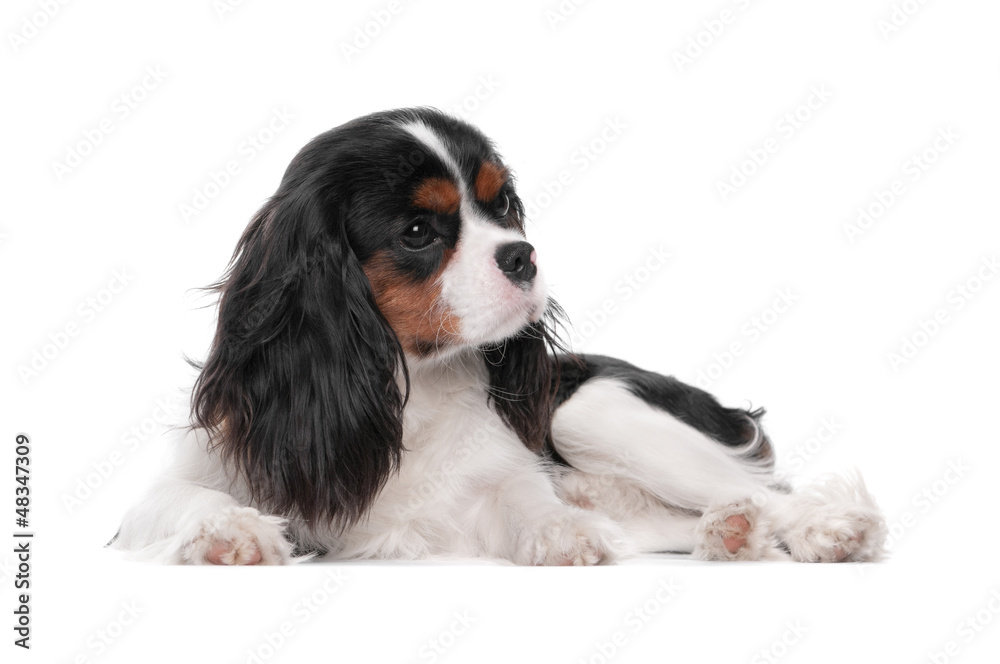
(482, 305, 567, 453)
(191, 186, 406, 528)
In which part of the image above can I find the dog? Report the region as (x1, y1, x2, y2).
(111, 107, 887, 565)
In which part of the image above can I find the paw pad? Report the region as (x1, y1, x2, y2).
(206, 539, 263, 565)
(722, 515, 751, 554)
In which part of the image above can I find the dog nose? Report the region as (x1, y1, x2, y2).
(495, 241, 537, 286)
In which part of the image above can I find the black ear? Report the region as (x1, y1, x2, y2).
(482, 306, 567, 453)
(191, 185, 406, 528)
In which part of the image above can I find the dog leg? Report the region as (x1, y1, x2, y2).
(480, 462, 629, 565)
(555, 469, 700, 554)
(112, 478, 294, 565)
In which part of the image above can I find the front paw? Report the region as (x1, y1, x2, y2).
(694, 498, 781, 561)
(515, 508, 625, 566)
(181, 506, 294, 565)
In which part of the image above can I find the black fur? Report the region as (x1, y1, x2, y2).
(550, 354, 774, 467)
(483, 305, 571, 453)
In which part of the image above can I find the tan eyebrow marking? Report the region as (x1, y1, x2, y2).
(474, 161, 508, 202)
(412, 177, 461, 214)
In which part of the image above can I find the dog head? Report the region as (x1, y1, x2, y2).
(192, 108, 561, 526)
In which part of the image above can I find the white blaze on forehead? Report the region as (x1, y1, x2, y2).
(400, 120, 466, 189)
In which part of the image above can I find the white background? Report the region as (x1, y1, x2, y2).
(3, 0, 999, 662)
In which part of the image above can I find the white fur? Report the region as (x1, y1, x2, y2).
(439, 213, 548, 347)
(181, 507, 294, 565)
(767, 472, 887, 562)
(401, 120, 464, 180)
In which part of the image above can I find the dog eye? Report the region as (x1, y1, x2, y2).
(400, 220, 438, 250)
(495, 192, 511, 218)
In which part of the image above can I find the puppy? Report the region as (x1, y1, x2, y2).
(111, 108, 886, 565)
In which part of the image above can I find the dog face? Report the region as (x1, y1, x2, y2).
(316, 110, 549, 357)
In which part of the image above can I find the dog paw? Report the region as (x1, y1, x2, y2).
(694, 498, 778, 561)
(782, 522, 865, 563)
(181, 507, 294, 565)
(515, 508, 625, 566)
(777, 473, 887, 563)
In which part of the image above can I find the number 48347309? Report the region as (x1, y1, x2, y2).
(15, 434, 30, 528)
